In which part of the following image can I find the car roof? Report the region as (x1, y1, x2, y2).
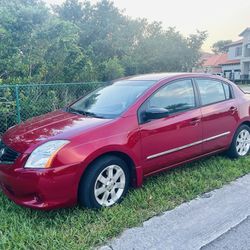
(124, 72, 212, 81)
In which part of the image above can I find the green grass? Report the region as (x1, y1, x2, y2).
(1, 155, 250, 250)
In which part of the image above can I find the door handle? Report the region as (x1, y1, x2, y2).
(229, 106, 237, 114)
(189, 118, 201, 126)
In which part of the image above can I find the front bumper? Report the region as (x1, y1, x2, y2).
(0, 157, 82, 210)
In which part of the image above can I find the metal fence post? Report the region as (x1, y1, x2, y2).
(15, 85, 21, 124)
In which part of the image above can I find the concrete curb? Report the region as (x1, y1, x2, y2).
(99, 174, 250, 250)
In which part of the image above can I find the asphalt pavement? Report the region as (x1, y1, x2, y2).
(202, 216, 250, 250)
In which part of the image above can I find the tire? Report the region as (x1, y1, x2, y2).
(78, 155, 130, 209)
(227, 125, 250, 158)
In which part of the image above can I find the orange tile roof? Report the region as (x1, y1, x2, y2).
(203, 54, 228, 67)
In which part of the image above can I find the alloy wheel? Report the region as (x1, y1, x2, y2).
(94, 164, 126, 206)
(236, 129, 250, 156)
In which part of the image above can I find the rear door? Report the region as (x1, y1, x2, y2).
(194, 78, 239, 154)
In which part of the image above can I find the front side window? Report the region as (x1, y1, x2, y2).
(196, 79, 230, 106)
(146, 79, 196, 115)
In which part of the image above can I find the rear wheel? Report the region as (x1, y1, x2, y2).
(78, 155, 130, 209)
(227, 125, 250, 158)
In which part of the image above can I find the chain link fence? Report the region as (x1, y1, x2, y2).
(0, 82, 102, 136)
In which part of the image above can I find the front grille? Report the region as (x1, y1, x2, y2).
(0, 141, 20, 164)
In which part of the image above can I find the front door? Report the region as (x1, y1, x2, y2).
(138, 79, 203, 175)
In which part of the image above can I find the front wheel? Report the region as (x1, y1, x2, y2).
(78, 155, 130, 209)
(227, 125, 250, 158)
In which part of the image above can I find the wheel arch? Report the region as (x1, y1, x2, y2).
(240, 120, 250, 128)
(78, 151, 141, 190)
(229, 120, 250, 145)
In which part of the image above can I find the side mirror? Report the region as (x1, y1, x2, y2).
(145, 107, 169, 120)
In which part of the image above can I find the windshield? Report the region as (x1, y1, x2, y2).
(68, 80, 156, 119)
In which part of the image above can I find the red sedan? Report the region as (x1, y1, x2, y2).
(0, 73, 250, 210)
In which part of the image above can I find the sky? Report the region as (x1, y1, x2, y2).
(45, 0, 250, 52)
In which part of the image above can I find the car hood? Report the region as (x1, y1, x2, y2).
(2, 110, 111, 153)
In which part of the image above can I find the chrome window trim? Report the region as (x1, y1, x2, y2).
(138, 78, 198, 125)
(147, 131, 230, 160)
(193, 78, 235, 107)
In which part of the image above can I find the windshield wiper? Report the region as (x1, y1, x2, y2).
(83, 111, 105, 119)
(65, 107, 84, 115)
(66, 107, 104, 118)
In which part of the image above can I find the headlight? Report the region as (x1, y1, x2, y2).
(25, 140, 69, 169)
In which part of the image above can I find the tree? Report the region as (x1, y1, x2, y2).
(211, 40, 232, 54)
(101, 57, 124, 81)
(0, 0, 95, 83)
(185, 30, 208, 71)
(52, 0, 84, 24)
(127, 26, 207, 74)
(1, 0, 208, 83)
(0, 0, 50, 83)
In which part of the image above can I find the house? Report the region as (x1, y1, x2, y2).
(220, 28, 250, 81)
(220, 40, 242, 80)
(192, 52, 227, 74)
(202, 53, 227, 75)
(240, 28, 250, 80)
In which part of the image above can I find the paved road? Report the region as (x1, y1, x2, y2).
(202, 216, 250, 250)
(99, 174, 250, 250)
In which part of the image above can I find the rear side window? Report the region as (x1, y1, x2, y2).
(222, 83, 232, 99)
(196, 79, 231, 106)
